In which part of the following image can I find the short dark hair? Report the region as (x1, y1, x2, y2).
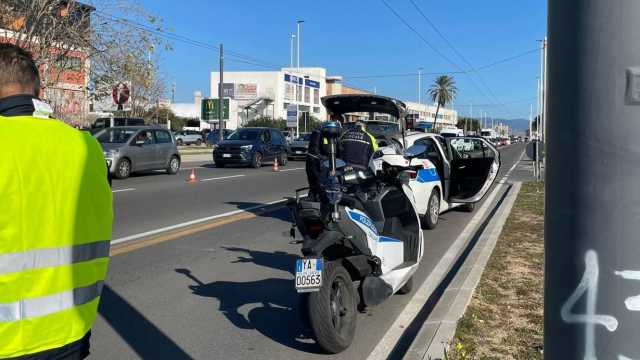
(0, 43, 41, 97)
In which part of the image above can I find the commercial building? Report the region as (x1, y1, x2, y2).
(210, 67, 328, 129)
(404, 101, 458, 130)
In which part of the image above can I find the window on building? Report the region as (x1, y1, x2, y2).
(296, 85, 302, 102)
(54, 55, 82, 72)
(304, 87, 310, 103)
(313, 88, 319, 104)
(313, 107, 320, 114)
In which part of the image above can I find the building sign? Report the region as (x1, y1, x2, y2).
(284, 74, 305, 85)
(222, 83, 235, 98)
(201, 98, 229, 121)
(286, 104, 298, 127)
(305, 79, 320, 89)
(235, 83, 258, 100)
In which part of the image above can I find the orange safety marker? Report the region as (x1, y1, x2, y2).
(187, 168, 198, 182)
(273, 158, 279, 172)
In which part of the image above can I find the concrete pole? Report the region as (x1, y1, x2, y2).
(546, 1, 640, 359)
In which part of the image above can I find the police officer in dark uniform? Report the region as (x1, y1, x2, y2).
(339, 121, 378, 169)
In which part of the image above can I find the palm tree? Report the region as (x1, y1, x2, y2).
(428, 75, 457, 132)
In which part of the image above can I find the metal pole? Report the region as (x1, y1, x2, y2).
(218, 44, 224, 139)
(290, 34, 295, 68)
(296, 20, 304, 69)
(546, 1, 640, 359)
(418, 67, 423, 104)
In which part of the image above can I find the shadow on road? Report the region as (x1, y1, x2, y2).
(225, 201, 292, 222)
(98, 285, 193, 360)
(221, 246, 296, 275)
(175, 267, 320, 354)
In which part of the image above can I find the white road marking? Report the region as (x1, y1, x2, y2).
(111, 198, 288, 245)
(367, 149, 524, 360)
(112, 188, 135, 193)
(278, 167, 305, 172)
(199, 175, 245, 182)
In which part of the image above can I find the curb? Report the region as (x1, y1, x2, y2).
(404, 181, 523, 360)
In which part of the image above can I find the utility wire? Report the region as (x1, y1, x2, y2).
(407, 0, 521, 118)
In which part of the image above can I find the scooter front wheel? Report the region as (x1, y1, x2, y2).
(308, 261, 357, 354)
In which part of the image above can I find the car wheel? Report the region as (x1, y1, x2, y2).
(422, 189, 440, 230)
(279, 153, 288, 167)
(176, 139, 183, 146)
(461, 203, 475, 212)
(166, 155, 180, 175)
(251, 153, 262, 168)
(115, 158, 131, 179)
(196, 139, 202, 146)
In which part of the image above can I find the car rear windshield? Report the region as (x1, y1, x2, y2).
(96, 128, 137, 143)
(227, 129, 261, 141)
(481, 131, 492, 137)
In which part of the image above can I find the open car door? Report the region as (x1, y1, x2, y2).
(446, 137, 500, 203)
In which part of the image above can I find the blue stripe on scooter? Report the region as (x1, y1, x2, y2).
(296, 259, 302, 273)
(379, 236, 402, 243)
(417, 168, 439, 183)
(316, 259, 323, 271)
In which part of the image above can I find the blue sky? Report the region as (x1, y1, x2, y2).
(123, 0, 546, 120)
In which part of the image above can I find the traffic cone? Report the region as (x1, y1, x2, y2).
(273, 158, 279, 172)
(187, 168, 197, 182)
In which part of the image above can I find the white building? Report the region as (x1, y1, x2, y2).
(210, 67, 328, 128)
(404, 101, 458, 130)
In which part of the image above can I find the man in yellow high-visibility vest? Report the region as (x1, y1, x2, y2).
(0, 44, 112, 359)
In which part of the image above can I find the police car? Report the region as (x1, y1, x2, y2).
(372, 132, 500, 229)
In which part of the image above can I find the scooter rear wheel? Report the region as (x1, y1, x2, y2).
(308, 261, 357, 354)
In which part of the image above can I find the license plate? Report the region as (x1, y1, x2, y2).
(295, 258, 323, 292)
(295, 151, 303, 154)
(222, 154, 231, 158)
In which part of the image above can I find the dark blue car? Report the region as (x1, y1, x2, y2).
(213, 127, 288, 168)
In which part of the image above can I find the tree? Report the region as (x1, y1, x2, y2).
(428, 75, 457, 132)
(298, 114, 322, 133)
(0, 1, 170, 122)
(244, 116, 287, 129)
(457, 117, 481, 132)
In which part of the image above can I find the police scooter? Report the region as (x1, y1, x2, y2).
(288, 121, 424, 354)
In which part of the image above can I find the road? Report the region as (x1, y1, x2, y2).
(91, 143, 528, 360)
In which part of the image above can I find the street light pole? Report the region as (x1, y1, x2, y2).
(218, 43, 224, 140)
(290, 33, 295, 68)
(546, 1, 640, 359)
(296, 20, 304, 69)
(418, 67, 423, 105)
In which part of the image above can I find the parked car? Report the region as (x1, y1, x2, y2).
(206, 129, 233, 146)
(214, 127, 288, 168)
(288, 132, 311, 160)
(96, 126, 181, 179)
(89, 117, 145, 134)
(173, 130, 203, 146)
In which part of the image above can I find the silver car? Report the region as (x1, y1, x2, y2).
(96, 126, 181, 179)
(173, 130, 203, 146)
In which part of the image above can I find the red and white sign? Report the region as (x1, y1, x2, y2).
(112, 82, 130, 105)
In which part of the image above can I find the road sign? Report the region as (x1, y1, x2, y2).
(201, 98, 229, 121)
(112, 83, 130, 105)
(286, 105, 298, 127)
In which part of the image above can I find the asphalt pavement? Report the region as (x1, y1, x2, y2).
(91, 143, 527, 360)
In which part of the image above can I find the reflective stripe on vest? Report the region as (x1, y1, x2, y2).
(0, 241, 110, 275)
(0, 281, 103, 322)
